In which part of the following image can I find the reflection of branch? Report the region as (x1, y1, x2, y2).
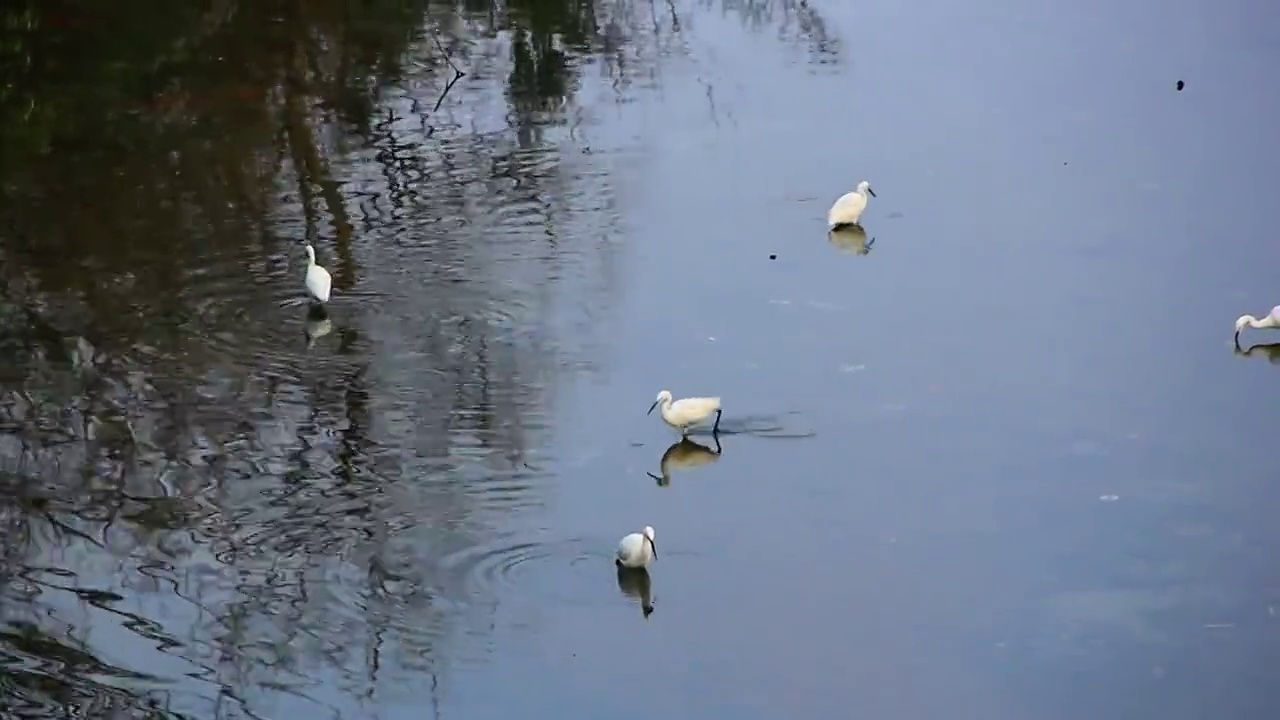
(431, 32, 466, 80)
(431, 70, 464, 114)
(430, 31, 466, 114)
(697, 77, 719, 128)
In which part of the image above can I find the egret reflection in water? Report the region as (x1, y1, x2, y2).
(647, 436, 722, 486)
(828, 225, 875, 255)
(304, 312, 333, 349)
(615, 566, 654, 618)
(1233, 342, 1280, 364)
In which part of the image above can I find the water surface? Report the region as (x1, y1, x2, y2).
(2, 0, 1279, 718)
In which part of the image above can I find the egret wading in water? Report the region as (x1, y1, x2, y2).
(827, 180, 876, 229)
(616, 526, 657, 569)
(304, 243, 332, 305)
(648, 390, 722, 435)
(1234, 306, 1280, 343)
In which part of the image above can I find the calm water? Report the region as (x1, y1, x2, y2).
(2, 0, 1280, 717)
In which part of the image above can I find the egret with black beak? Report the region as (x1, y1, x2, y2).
(616, 526, 658, 569)
(647, 389, 722, 435)
(1234, 306, 1280, 344)
(827, 180, 876, 229)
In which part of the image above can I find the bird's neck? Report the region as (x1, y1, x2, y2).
(1251, 316, 1277, 329)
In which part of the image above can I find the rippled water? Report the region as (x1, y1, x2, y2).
(3, 0, 1280, 717)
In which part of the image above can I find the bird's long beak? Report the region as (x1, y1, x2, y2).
(868, 187, 877, 197)
(647, 537, 657, 558)
(647, 400, 659, 415)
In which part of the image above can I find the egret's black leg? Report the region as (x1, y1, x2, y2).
(712, 408, 722, 434)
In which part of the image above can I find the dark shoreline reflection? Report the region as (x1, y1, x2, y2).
(0, 620, 165, 717)
(0, 0, 853, 716)
(647, 436, 722, 486)
(615, 566, 654, 618)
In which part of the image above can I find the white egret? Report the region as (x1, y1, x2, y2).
(827, 180, 876, 229)
(1234, 306, 1280, 343)
(647, 389, 722, 435)
(616, 525, 657, 569)
(304, 244, 332, 304)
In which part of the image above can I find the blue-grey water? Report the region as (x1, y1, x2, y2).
(2, 0, 1280, 718)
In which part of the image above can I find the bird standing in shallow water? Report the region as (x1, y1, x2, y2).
(827, 180, 876, 229)
(304, 243, 332, 304)
(1234, 306, 1280, 343)
(616, 526, 658, 569)
(648, 389, 722, 435)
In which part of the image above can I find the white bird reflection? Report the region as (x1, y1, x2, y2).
(647, 436, 722, 486)
(1234, 342, 1280, 364)
(304, 310, 332, 349)
(827, 224, 875, 255)
(615, 566, 654, 618)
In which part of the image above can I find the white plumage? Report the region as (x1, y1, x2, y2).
(827, 180, 876, 229)
(304, 243, 332, 303)
(647, 389, 722, 435)
(616, 525, 657, 569)
(1234, 305, 1280, 342)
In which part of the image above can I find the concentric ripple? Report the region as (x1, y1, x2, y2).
(174, 242, 362, 384)
(436, 534, 614, 609)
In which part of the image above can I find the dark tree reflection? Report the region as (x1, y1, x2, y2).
(0, 0, 840, 717)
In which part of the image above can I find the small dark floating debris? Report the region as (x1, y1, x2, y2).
(769, 254, 777, 260)
(75, 588, 126, 603)
(1176, 80, 1185, 91)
